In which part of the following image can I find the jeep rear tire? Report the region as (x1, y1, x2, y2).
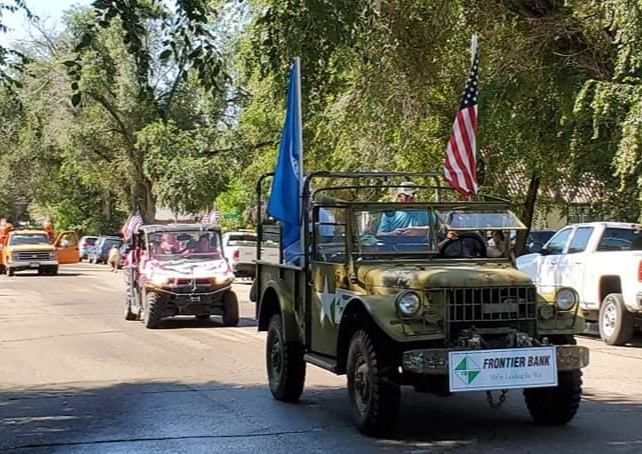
(524, 370, 582, 425)
(266, 313, 306, 402)
(347, 330, 400, 436)
(599, 293, 634, 346)
(144, 292, 162, 329)
(222, 291, 239, 327)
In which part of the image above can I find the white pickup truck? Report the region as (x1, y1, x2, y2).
(222, 231, 279, 279)
(517, 222, 642, 345)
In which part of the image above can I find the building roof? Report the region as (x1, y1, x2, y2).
(503, 168, 609, 205)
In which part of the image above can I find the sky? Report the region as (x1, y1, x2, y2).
(0, 0, 92, 45)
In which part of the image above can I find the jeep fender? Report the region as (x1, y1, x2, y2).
(257, 280, 301, 343)
(339, 295, 408, 343)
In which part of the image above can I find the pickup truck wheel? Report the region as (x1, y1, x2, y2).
(144, 292, 163, 329)
(266, 313, 306, 402)
(524, 370, 582, 425)
(599, 293, 634, 346)
(222, 291, 239, 327)
(7, 267, 14, 277)
(347, 330, 400, 436)
(49, 266, 58, 276)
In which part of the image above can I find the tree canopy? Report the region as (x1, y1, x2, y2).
(1, 0, 642, 232)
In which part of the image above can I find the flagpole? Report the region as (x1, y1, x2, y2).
(294, 57, 305, 268)
(470, 33, 478, 65)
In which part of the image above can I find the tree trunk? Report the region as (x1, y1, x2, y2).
(514, 173, 540, 256)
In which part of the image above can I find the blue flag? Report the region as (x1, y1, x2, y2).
(267, 61, 302, 249)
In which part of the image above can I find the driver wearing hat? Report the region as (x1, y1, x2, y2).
(377, 181, 433, 236)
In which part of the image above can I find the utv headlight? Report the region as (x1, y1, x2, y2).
(150, 276, 169, 286)
(396, 291, 421, 317)
(556, 288, 578, 311)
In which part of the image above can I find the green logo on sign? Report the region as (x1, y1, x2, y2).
(454, 356, 481, 385)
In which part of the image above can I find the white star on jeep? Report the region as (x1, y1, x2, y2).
(316, 278, 336, 324)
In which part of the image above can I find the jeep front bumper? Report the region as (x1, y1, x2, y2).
(402, 345, 589, 375)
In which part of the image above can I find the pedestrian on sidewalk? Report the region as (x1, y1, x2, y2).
(107, 245, 121, 273)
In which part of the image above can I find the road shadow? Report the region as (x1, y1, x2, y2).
(159, 316, 257, 329)
(2, 379, 642, 453)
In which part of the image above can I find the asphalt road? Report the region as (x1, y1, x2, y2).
(1, 264, 642, 453)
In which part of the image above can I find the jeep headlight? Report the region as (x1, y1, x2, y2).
(556, 288, 578, 311)
(396, 291, 421, 317)
(49, 251, 56, 260)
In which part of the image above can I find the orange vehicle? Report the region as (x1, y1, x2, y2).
(0, 220, 80, 276)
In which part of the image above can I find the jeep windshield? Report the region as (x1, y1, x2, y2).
(352, 207, 441, 257)
(9, 233, 52, 246)
(350, 207, 524, 259)
(148, 230, 223, 261)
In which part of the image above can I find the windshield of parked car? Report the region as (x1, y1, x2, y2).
(103, 239, 122, 248)
(82, 237, 98, 245)
(147, 230, 222, 261)
(9, 233, 52, 246)
(597, 227, 642, 251)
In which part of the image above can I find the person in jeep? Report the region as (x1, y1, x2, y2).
(377, 181, 433, 236)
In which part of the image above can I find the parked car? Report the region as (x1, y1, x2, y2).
(88, 236, 123, 264)
(79, 236, 98, 261)
(517, 222, 642, 345)
(222, 230, 278, 278)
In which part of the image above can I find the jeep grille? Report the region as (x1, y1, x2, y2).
(446, 286, 537, 323)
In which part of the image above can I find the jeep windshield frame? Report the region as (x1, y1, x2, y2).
(255, 171, 522, 268)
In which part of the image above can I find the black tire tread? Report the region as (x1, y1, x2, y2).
(524, 370, 582, 425)
(599, 293, 634, 346)
(347, 330, 400, 436)
(222, 291, 240, 327)
(266, 313, 306, 402)
(144, 292, 162, 329)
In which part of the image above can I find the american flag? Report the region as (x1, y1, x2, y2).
(200, 209, 221, 225)
(444, 35, 479, 197)
(121, 212, 143, 242)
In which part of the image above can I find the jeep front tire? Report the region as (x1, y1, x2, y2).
(524, 370, 582, 425)
(347, 330, 400, 436)
(266, 313, 306, 402)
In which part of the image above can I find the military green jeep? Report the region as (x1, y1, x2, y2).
(253, 171, 589, 436)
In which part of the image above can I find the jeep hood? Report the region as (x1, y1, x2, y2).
(357, 262, 533, 291)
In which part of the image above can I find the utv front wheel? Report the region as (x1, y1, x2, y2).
(524, 370, 582, 425)
(347, 330, 400, 436)
(266, 313, 306, 402)
(222, 291, 239, 327)
(144, 292, 163, 329)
